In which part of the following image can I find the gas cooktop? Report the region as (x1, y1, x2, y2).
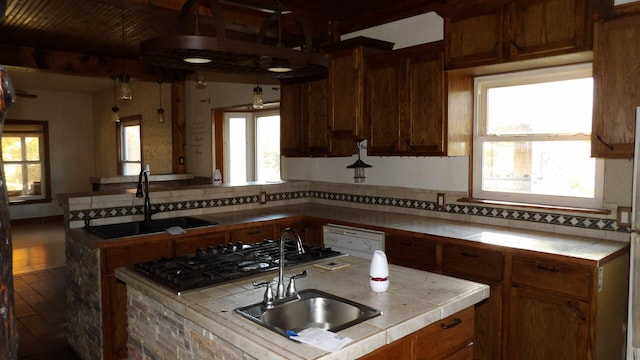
(133, 239, 342, 295)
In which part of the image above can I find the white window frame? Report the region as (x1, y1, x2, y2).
(223, 109, 280, 184)
(472, 63, 604, 209)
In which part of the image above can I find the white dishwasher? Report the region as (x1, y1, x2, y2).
(322, 224, 385, 259)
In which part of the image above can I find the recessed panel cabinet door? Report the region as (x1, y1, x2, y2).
(445, 3, 503, 68)
(280, 82, 306, 157)
(366, 55, 400, 155)
(591, 13, 640, 158)
(509, 287, 589, 360)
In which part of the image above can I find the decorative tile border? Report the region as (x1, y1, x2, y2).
(69, 189, 628, 234)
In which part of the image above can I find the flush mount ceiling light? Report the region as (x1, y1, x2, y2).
(139, 0, 328, 79)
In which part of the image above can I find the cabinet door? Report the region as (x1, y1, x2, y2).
(229, 224, 275, 244)
(280, 82, 306, 156)
(173, 230, 227, 256)
(328, 47, 364, 156)
(404, 52, 445, 155)
(366, 54, 401, 155)
(591, 13, 640, 158)
(444, 3, 503, 68)
(358, 336, 414, 360)
(275, 218, 324, 246)
(508, 0, 590, 59)
(385, 233, 436, 271)
(415, 306, 475, 360)
(509, 287, 589, 360)
(306, 78, 330, 156)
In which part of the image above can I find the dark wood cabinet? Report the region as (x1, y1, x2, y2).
(365, 42, 446, 156)
(359, 306, 475, 360)
(385, 231, 436, 271)
(591, 11, 640, 158)
(280, 78, 330, 157)
(324, 37, 394, 156)
(444, 0, 592, 69)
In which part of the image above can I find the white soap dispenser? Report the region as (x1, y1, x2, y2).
(212, 169, 222, 186)
(369, 250, 389, 292)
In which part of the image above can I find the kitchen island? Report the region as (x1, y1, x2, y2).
(116, 255, 490, 359)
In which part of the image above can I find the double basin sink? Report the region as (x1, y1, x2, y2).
(86, 216, 218, 239)
(235, 289, 381, 339)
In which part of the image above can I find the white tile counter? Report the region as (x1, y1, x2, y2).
(116, 255, 489, 360)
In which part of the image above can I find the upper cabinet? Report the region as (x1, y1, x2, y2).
(280, 78, 330, 157)
(591, 10, 640, 158)
(444, 0, 592, 69)
(324, 37, 394, 156)
(365, 42, 446, 156)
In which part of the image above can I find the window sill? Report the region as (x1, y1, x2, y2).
(457, 198, 611, 215)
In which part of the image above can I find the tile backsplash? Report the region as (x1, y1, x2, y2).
(64, 181, 630, 242)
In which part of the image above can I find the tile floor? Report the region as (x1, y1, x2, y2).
(10, 221, 80, 360)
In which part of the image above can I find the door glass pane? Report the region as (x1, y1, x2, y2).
(123, 162, 141, 176)
(228, 117, 247, 183)
(123, 125, 141, 162)
(256, 115, 280, 182)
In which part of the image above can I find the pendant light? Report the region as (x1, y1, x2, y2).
(111, 76, 120, 123)
(157, 80, 165, 123)
(347, 138, 371, 183)
(193, 69, 207, 89)
(252, 77, 263, 109)
(119, 8, 132, 100)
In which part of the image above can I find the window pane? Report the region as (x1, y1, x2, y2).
(2, 136, 22, 161)
(228, 117, 247, 183)
(123, 125, 141, 162)
(486, 78, 593, 135)
(123, 162, 141, 176)
(25, 136, 40, 161)
(256, 115, 280, 182)
(481, 140, 595, 198)
(27, 163, 41, 184)
(4, 164, 23, 192)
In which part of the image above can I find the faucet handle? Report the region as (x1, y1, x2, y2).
(253, 280, 274, 308)
(286, 270, 307, 297)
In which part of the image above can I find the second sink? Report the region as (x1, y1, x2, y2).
(86, 216, 218, 239)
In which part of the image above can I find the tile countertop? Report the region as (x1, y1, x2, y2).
(194, 204, 628, 263)
(116, 255, 490, 360)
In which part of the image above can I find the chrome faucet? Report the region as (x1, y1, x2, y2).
(253, 228, 307, 308)
(135, 164, 154, 222)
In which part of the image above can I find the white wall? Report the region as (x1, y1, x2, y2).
(185, 74, 280, 178)
(6, 89, 95, 219)
(341, 12, 444, 48)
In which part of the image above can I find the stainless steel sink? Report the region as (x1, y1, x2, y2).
(234, 289, 381, 338)
(85, 216, 218, 239)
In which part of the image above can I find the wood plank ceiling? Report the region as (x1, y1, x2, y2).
(0, 0, 445, 80)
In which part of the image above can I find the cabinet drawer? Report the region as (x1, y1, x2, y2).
(385, 234, 436, 271)
(103, 240, 172, 274)
(511, 256, 592, 299)
(173, 231, 227, 257)
(442, 245, 504, 282)
(415, 306, 475, 360)
(229, 225, 275, 244)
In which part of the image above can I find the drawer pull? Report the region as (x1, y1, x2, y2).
(536, 264, 560, 273)
(400, 242, 416, 247)
(461, 252, 479, 258)
(567, 301, 586, 321)
(440, 317, 462, 329)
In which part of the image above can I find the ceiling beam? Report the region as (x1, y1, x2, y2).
(0, 44, 185, 82)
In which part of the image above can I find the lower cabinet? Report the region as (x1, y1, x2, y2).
(384, 233, 629, 360)
(360, 306, 475, 360)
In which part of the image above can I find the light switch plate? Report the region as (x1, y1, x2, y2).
(437, 193, 445, 209)
(259, 191, 267, 205)
(617, 207, 631, 228)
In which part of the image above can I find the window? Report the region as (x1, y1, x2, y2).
(117, 115, 142, 176)
(473, 64, 604, 209)
(224, 110, 280, 184)
(2, 120, 51, 204)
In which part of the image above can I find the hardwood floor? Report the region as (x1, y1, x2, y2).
(10, 220, 79, 360)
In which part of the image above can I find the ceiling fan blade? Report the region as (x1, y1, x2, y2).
(15, 89, 37, 99)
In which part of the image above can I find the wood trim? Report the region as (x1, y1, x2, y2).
(213, 109, 224, 177)
(10, 215, 63, 226)
(171, 81, 187, 174)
